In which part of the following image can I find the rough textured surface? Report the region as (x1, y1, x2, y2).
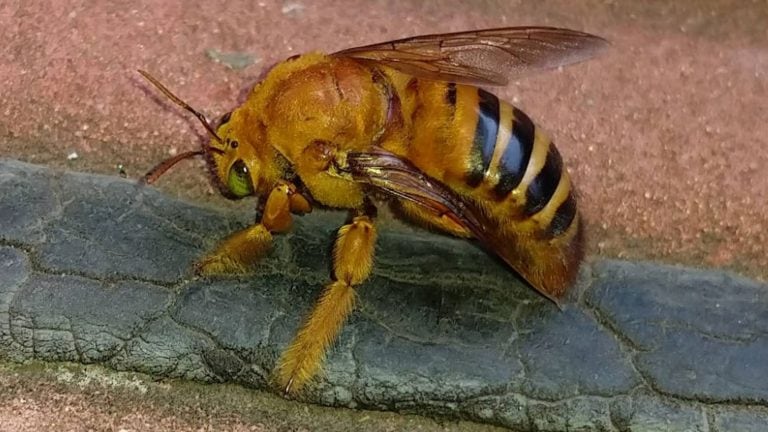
(1, 158, 767, 430)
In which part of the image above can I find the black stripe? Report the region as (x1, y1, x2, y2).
(493, 107, 535, 198)
(217, 111, 232, 128)
(466, 88, 500, 187)
(546, 192, 577, 237)
(523, 144, 563, 216)
(445, 82, 457, 106)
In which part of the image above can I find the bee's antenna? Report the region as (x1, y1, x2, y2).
(140, 149, 205, 184)
(137, 69, 223, 143)
(137, 69, 227, 184)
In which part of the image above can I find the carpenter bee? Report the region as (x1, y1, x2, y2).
(138, 26, 608, 395)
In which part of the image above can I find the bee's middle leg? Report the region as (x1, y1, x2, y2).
(275, 208, 377, 395)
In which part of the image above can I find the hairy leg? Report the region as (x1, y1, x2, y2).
(275, 212, 377, 394)
(196, 181, 310, 275)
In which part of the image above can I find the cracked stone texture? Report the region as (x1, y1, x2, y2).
(1, 158, 767, 431)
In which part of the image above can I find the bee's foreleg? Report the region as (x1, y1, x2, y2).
(275, 212, 377, 395)
(195, 181, 310, 275)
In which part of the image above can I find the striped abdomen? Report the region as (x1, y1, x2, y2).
(383, 74, 584, 299)
(453, 85, 578, 240)
(406, 80, 583, 299)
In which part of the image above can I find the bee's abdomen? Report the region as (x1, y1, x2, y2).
(459, 86, 577, 239)
(399, 78, 583, 297)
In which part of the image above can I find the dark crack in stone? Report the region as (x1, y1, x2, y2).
(516, 307, 640, 400)
(2, 158, 768, 431)
(110, 315, 217, 381)
(527, 396, 614, 431)
(609, 393, 708, 431)
(9, 273, 172, 363)
(43, 171, 247, 283)
(0, 159, 250, 283)
(0, 247, 29, 321)
(588, 260, 768, 404)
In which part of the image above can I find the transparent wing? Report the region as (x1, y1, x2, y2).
(333, 26, 609, 86)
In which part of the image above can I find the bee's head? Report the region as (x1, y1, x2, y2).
(138, 70, 267, 200)
(206, 108, 268, 199)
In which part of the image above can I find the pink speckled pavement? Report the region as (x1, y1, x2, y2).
(0, 2, 767, 427)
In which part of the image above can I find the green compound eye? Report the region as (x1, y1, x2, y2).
(227, 160, 254, 198)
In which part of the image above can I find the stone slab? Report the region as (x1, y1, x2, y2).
(1, 158, 767, 431)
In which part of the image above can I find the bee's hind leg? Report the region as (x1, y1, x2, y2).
(275, 203, 377, 395)
(195, 181, 311, 276)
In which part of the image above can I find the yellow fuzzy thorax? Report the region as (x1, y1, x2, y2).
(245, 52, 332, 115)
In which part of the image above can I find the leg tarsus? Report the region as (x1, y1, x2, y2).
(195, 181, 311, 276)
(195, 224, 273, 276)
(276, 280, 357, 395)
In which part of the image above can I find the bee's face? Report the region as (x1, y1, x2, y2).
(208, 110, 262, 199)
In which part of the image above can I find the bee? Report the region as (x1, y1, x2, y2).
(137, 26, 608, 395)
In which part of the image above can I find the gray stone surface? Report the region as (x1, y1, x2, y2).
(587, 261, 768, 404)
(1, 158, 767, 431)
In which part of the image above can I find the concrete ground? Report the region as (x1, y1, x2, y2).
(0, 361, 503, 432)
(1, 0, 766, 430)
